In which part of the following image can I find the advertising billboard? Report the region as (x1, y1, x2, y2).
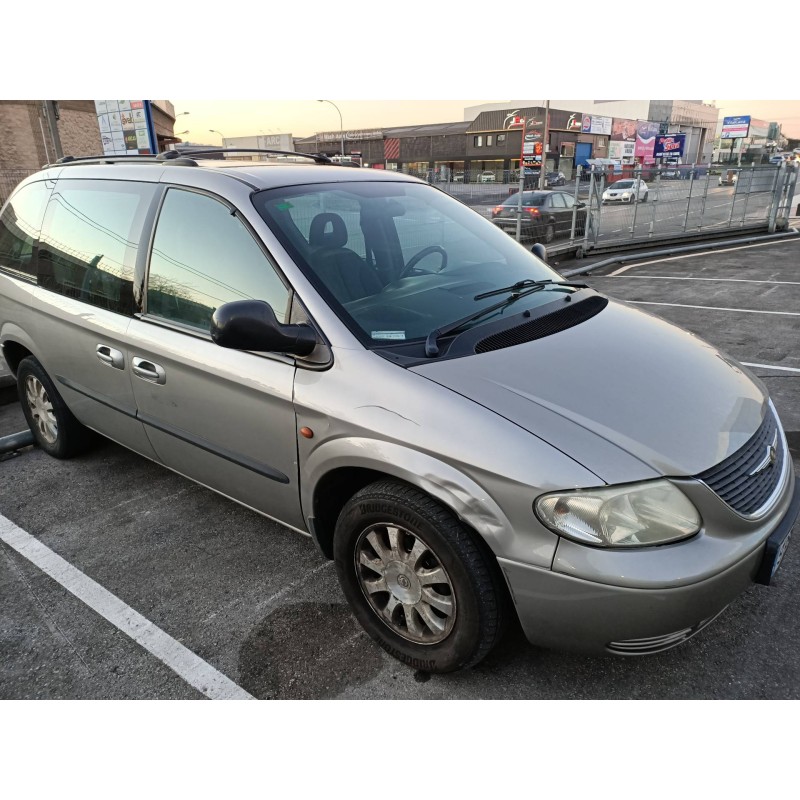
(653, 133, 686, 158)
(95, 100, 158, 155)
(721, 116, 751, 139)
(611, 118, 638, 142)
(609, 140, 637, 161)
(635, 121, 659, 163)
(581, 114, 612, 135)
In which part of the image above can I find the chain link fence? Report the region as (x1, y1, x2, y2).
(425, 163, 797, 253)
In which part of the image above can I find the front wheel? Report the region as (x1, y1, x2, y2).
(333, 480, 507, 673)
(17, 356, 95, 458)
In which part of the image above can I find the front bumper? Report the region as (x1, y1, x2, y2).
(499, 475, 800, 655)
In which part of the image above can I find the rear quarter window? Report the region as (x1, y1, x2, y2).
(0, 181, 51, 281)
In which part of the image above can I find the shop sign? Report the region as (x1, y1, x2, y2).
(95, 100, 157, 155)
(317, 129, 383, 142)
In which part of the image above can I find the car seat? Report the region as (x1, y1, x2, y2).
(308, 212, 381, 304)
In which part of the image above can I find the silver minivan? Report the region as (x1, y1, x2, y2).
(1, 151, 797, 673)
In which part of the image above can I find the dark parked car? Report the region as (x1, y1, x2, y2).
(491, 190, 587, 243)
(545, 171, 566, 187)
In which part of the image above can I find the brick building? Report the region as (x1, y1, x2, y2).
(0, 100, 177, 170)
(0, 100, 177, 201)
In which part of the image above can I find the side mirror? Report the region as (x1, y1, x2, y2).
(576, 202, 586, 209)
(531, 243, 548, 262)
(211, 300, 317, 356)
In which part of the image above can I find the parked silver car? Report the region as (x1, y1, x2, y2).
(1, 151, 796, 673)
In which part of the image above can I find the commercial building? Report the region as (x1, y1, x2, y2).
(295, 100, 721, 179)
(219, 134, 295, 159)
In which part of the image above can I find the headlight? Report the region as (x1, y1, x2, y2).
(621, 192, 631, 198)
(534, 480, 701, 547)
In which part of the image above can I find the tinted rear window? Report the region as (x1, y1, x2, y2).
(0, 181, 51, 281)
(503, 193, 545, 206)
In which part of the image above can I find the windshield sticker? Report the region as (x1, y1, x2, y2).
(275, 202, 294, 211)
(371, 331, 406, 340)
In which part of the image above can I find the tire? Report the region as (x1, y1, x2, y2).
(543, 223, 555, 244)
(17, 356, 95, 459)
(642, 192, 648, 202)
(333, 480, 507, 673)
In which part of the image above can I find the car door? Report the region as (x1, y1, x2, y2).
(126, 186, 304, 529)
(31, 178, 159, 459)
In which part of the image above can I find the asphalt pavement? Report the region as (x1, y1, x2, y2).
(2, 235, 799, 699)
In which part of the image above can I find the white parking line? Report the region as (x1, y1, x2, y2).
(608, 237, 800, 275)
(0, 514, 255, 701)
(594, 275, 800, 286)
(628, 301, 800, 316)
(741, 363, 800, 374)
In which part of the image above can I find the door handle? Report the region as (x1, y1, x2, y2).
(132, 357, 166, 385)
(96, 344, 125, 370)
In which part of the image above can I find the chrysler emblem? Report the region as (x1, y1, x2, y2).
(749, 433, 779, 477)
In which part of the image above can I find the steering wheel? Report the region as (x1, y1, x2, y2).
(399, 245, 448, 278)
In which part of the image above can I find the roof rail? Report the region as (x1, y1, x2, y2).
(47, 148, 336, 170)
(47, 153, 179, 168)
(170, 148, 333, 164)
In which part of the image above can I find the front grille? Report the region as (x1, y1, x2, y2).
(474, 295, 608, 354)
(695, 406, 786, 516)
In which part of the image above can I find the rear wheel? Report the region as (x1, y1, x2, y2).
(333, 480, 507, 673)
(17, 356, 94, 459)
(543, 223, 555, 244)
(642, 192, 649, 202)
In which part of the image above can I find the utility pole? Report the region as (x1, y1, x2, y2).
(43, 101, 63, 161)
(538, 100, 550, 189)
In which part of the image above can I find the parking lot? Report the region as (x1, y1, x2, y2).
(1, 235, 799, 700)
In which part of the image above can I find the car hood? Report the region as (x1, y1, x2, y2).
(411, 297, 767, 484)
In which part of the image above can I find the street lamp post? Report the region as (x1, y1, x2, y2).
(317, 99, 344, 157)
(209, 129, 226, 146)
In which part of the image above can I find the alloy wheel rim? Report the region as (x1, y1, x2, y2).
(355, 523, 457, 645)
(25, 376, 58, 444)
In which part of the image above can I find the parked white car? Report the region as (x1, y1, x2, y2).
(479, 171, 496, 183)
(602, 179, 649, 204)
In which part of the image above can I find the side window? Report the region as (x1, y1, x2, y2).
(0, 182, 51, 281)
(147, 189, 290, 331)
(38, 179, 155, 315)
(562, 194, 575, 209)
(549, 194, 566, 209)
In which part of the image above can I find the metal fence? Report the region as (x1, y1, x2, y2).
(419, 163, 798, 254)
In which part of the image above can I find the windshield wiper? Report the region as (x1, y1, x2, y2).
(474, 279, 587, 301)
(425, 284, 551, 358)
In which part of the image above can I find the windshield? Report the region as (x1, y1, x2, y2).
(612, 181, 635, 189)
(253, 181, 564, 349)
